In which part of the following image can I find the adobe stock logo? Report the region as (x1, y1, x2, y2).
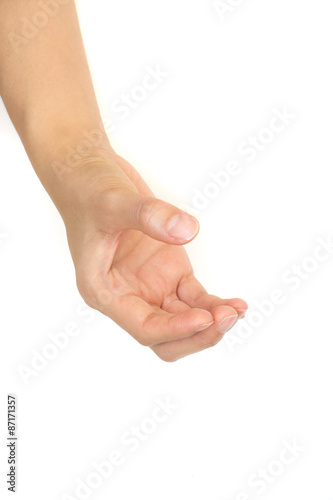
(17, 301, 96, 386)
(213, 0, 248, 21)
(226, 438, 306, 500)
(225, 234, 333, 353)
(0, 232, 8, 246)
(182, 106, 296, 217)
(7, 0, 70, 54)
(103, 65, 169, 134)
(51, 128, 110, 181)
(60, 397, 179, 500)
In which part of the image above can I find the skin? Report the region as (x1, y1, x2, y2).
(0, 0, 247, 361)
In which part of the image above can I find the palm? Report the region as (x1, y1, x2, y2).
(88, 224, 245, 361)
(70, 154, 247, 361)
(106, 154, 194, 309)
(111, 231, 192, 305)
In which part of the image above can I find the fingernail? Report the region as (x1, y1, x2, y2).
(217, 315, 238, 334)
(192, 321, 214, 334)
(166, 214, 199, 241)
(238, 309, 247, 319)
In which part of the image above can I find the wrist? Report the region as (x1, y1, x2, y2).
(39, 142, 137, 228)
(25, 122, 117, 207)
(25, 119, 114, 171)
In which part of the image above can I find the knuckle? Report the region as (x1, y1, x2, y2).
(136, 197, 163, 227)
(197, 331, 224, 350)
(136, 332, 152, 347)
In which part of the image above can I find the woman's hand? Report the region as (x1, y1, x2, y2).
(56, 150, 248, 361)
(0, 1, 247, 360)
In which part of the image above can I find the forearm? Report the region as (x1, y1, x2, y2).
(0, 0, 112, 198)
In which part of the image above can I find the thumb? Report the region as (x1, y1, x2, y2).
(112, 190, 200, 244)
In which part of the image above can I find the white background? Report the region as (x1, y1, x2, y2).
(1, 0, 333, 499)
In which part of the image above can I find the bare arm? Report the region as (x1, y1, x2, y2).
(0, 0, 247, 361)
(0, 0, 111, 197)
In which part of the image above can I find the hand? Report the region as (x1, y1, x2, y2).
(57, 150, 248, 361)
